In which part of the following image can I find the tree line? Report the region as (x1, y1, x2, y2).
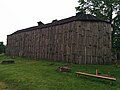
(0, 42, 6, 54)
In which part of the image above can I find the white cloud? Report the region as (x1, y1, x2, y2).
(0, 0, 78, 44)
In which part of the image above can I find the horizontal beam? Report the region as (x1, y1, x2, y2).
(76, 72, 116, 81)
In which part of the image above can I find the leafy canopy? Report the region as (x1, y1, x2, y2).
(76, 0, 120, 51)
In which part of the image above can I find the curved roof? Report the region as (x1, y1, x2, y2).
(9, 12, 110, 35)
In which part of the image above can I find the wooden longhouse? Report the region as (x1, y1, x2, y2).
(6, 12, 112, 64)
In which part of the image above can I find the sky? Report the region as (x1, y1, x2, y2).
(0, 0, 78, 45)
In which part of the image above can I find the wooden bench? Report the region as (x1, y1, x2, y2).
(1, 60, 15, 64)
(76, 71, 116, 81)
(57, 66, 71, 72)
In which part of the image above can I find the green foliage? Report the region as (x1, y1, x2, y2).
(112, 14, 120, 51)
(0, 55, 120, 90)
(0, 42, 6, 54)
(76, 0, 120, 51)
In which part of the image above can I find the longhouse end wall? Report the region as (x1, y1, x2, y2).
(6, 13, 112, 64)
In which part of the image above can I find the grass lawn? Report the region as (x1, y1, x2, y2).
(0, 54, 120, 90)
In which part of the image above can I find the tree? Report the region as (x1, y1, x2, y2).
(76, 0, 120, 51)
(0, 42, 5, 54)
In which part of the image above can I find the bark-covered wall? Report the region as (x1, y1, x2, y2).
(6, 20, 112, 64)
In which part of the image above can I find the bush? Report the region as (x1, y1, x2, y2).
(0, 42, 5, 54)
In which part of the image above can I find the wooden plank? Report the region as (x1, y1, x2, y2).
(76, 72, 116, 81)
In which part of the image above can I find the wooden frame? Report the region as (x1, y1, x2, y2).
(76, 72, 116, 81)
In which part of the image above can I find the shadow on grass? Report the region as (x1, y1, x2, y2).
(76, 75, 117, 86)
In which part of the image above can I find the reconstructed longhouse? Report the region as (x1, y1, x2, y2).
(6, 12, 112, 64)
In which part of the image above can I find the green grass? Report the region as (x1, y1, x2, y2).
(0, 54, 120, 90)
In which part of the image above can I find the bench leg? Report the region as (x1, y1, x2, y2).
(77, 74, 79, 77)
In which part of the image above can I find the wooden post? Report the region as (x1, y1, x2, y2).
(96, 69, 98, 75)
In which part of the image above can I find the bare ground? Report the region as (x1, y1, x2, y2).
(0, 82, 9, 90)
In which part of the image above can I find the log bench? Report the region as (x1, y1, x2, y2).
(1, 60, 15, 64)
(76, 72, 116, 81)
(57, 66, 71, 72)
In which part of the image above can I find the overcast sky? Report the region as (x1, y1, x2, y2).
(0, 0, 78, 45)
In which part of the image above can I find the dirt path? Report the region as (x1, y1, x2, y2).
(0, 81, 9, 90)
